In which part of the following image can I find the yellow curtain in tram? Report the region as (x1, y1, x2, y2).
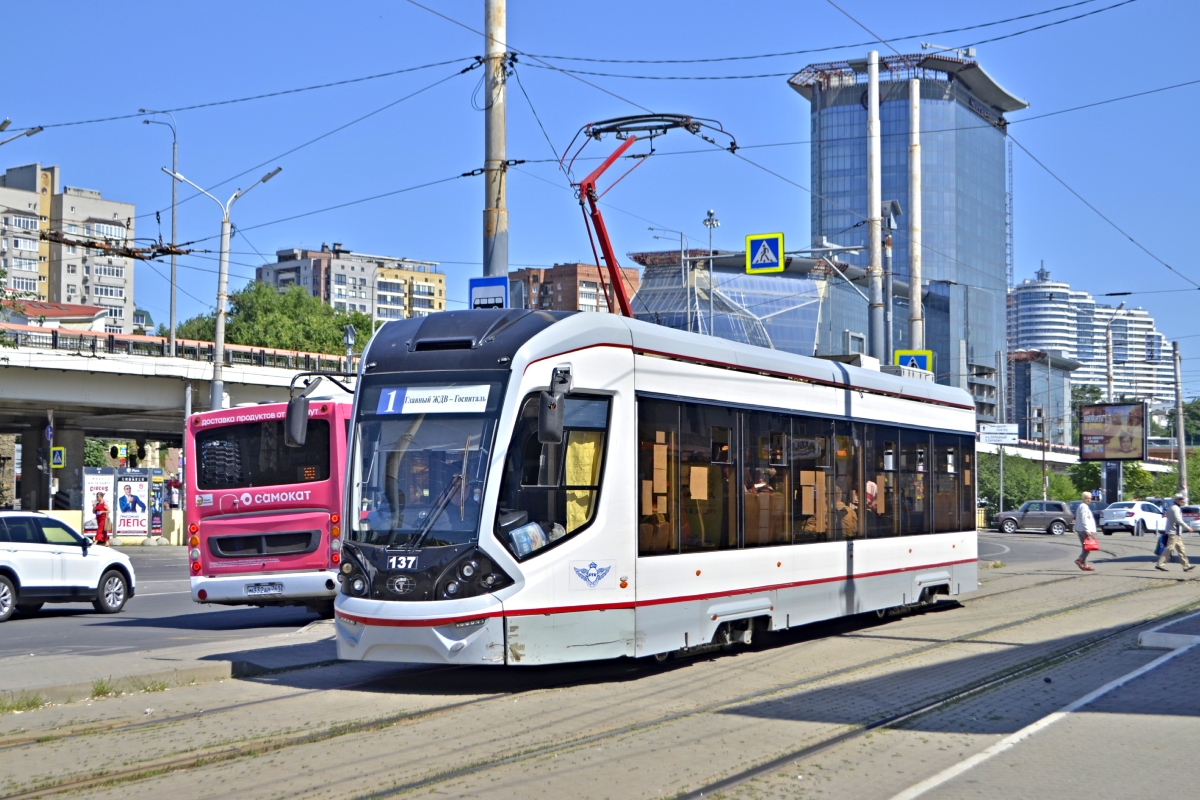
(566, 431, 603, 532)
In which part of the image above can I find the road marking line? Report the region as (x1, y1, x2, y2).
(977, 543, 1011, 556)
(889, 610, 1200, 800)
(135, 590, 193, 596)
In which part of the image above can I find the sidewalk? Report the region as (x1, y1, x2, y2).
(0, 619, 338, 705)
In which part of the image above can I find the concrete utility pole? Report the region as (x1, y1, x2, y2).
(165, 167, 281, 411)
(883, 234, 893, 364)
(908, 78, 924, 350)
(482, 0, 508, 278)
(866, 51, 884, 361)
(1175, 341, 1189, 501)
(142, 111, 179, 357)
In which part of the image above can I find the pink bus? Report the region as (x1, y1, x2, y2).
(185, 389, 351, 615)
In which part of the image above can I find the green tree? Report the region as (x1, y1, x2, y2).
(978, 451, 1045, 511)
(84, 439, 112, 468)
(1048, 472, 1077, 502)
(1069, 461, 1102, 495)
(172, 282, 375, 355)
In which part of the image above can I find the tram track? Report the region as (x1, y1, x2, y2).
(0, 570, 1179, 800)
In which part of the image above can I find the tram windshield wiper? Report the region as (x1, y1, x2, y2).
(405, 473, 463, 550)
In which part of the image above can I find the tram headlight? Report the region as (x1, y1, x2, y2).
(459, 560, 478, 580)
(443, 581, 460, 597)
(341, 561, 353, 574)
(350, 576, 368, 596)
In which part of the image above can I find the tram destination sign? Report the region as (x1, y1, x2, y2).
(376, 385, 491, 415)
(979, 423, 1017, 445)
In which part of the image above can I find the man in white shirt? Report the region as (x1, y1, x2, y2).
(1156, 493, 1194, 572)
(1074, 491, 1097, 572)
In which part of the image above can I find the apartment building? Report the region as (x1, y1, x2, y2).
(1007, 266, 1174, 404)
(257, 243, 445, 321)
(0, 163, 57, 302)
(509, 263, 640, 312)
(2, 164, 137, 333)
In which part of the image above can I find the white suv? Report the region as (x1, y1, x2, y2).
(0, 512, 137, 623)
(1098, 502, 1167, 536)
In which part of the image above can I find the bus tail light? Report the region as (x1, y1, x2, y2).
(189, 523, 199, 534)
(331, 526, 341, 538)
(332, 552, 341, 565)
(188, 535, 199, 547)
(191, 561, 201, 573)
(330, 514, 340, 524)
(330, 538, 342, 551)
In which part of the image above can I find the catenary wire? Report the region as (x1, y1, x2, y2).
(821, 0, 1200, 291)
(521, 0, 1138, 80)
(401, 0, 652, 113)
(527, 0, 1108, 63)
(133, 63, 478, 222)
(33, 58, 476, 129)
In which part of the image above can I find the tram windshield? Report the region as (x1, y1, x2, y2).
(349, 379, 502, 548)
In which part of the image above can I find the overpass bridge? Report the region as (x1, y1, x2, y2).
(0, 324, 355, 510)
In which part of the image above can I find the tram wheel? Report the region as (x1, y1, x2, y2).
(653, 651, 671, 663)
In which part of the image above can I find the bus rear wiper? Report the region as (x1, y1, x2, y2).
(406, 474, 462, 551)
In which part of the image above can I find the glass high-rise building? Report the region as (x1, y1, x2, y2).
(789, 53, 1027, 420)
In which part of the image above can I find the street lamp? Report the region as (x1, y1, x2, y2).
(648, 226, 688, 329)
(141, 110, 179, 357)
(163, 166, 282, 410)
(703, 210, 720, 336)
(0, 119, 42, 148)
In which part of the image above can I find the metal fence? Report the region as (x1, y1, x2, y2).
(1, 326, 354, 373)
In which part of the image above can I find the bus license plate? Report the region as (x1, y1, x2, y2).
(245, 582, 284, 597)
(388, 555, 418, 570)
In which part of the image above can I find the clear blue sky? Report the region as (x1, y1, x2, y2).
(5, 0, 1198, 392)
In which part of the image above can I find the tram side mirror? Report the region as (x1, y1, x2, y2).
(539, 391, 564, 444)
(285, 395, 310, 448)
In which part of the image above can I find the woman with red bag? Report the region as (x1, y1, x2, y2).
(1073, 491, 1098, 571)
(92, 491, 110, 546)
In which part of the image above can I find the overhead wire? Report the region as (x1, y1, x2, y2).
(34, 57, 477, 129)
(820, 0, 1200, 291)
(526, 0, 1109, 64)
(521, 0, 1138, 80)
(133, 62, 479, 222)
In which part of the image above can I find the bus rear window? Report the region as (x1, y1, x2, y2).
(196, 420, 330, 490)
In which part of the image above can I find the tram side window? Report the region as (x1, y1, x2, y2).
(900, 430, 930, 535)
(791, 416, 832, 544)
(960, 435, 976, 528)
(638, 399, 679, 556)
(680, 403, 738, 553)
(495, 394, 610, 559)
(831, 422, 861, 541)
(864, 425, 901, 539)
(933, 433, 961, 533)
(742, 412, 791, 548)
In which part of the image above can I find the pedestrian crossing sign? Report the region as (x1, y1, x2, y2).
(50, 447, 65, 469)
(893, 349, 933, 372)
(745, 233, 785, 274)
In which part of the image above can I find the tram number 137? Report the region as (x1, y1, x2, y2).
(387, 555, 418, 570)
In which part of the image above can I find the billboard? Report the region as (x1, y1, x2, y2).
(115, 469, 151, 536)
(1080, 402, 1147, 462)
(82, 468, 115, 534)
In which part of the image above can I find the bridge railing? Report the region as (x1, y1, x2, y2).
(1, 324, 355, 374)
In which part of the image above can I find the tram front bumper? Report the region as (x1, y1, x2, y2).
(334, 596, 507, 665)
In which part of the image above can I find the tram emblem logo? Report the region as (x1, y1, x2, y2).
(572, 561, 612, 589)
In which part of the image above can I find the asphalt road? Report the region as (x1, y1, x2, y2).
(0, 546, 322, 659)
(1, 531, 1098, 662)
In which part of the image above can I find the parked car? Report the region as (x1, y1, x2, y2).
(1098, 501, 1166, 536)
(1068, 499, 1109, 519)
(1180, 505, 1200, 532)
(0, 512, 136, 623)
(996, 501, 1074, 535)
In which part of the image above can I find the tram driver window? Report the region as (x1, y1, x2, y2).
(495, 394, 610, 559)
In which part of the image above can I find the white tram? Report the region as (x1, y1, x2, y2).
(331, 309, 978, 665)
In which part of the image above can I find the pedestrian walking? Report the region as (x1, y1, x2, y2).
(1074, 491, 1097, 571)
(1156, 493, 1194, 572)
